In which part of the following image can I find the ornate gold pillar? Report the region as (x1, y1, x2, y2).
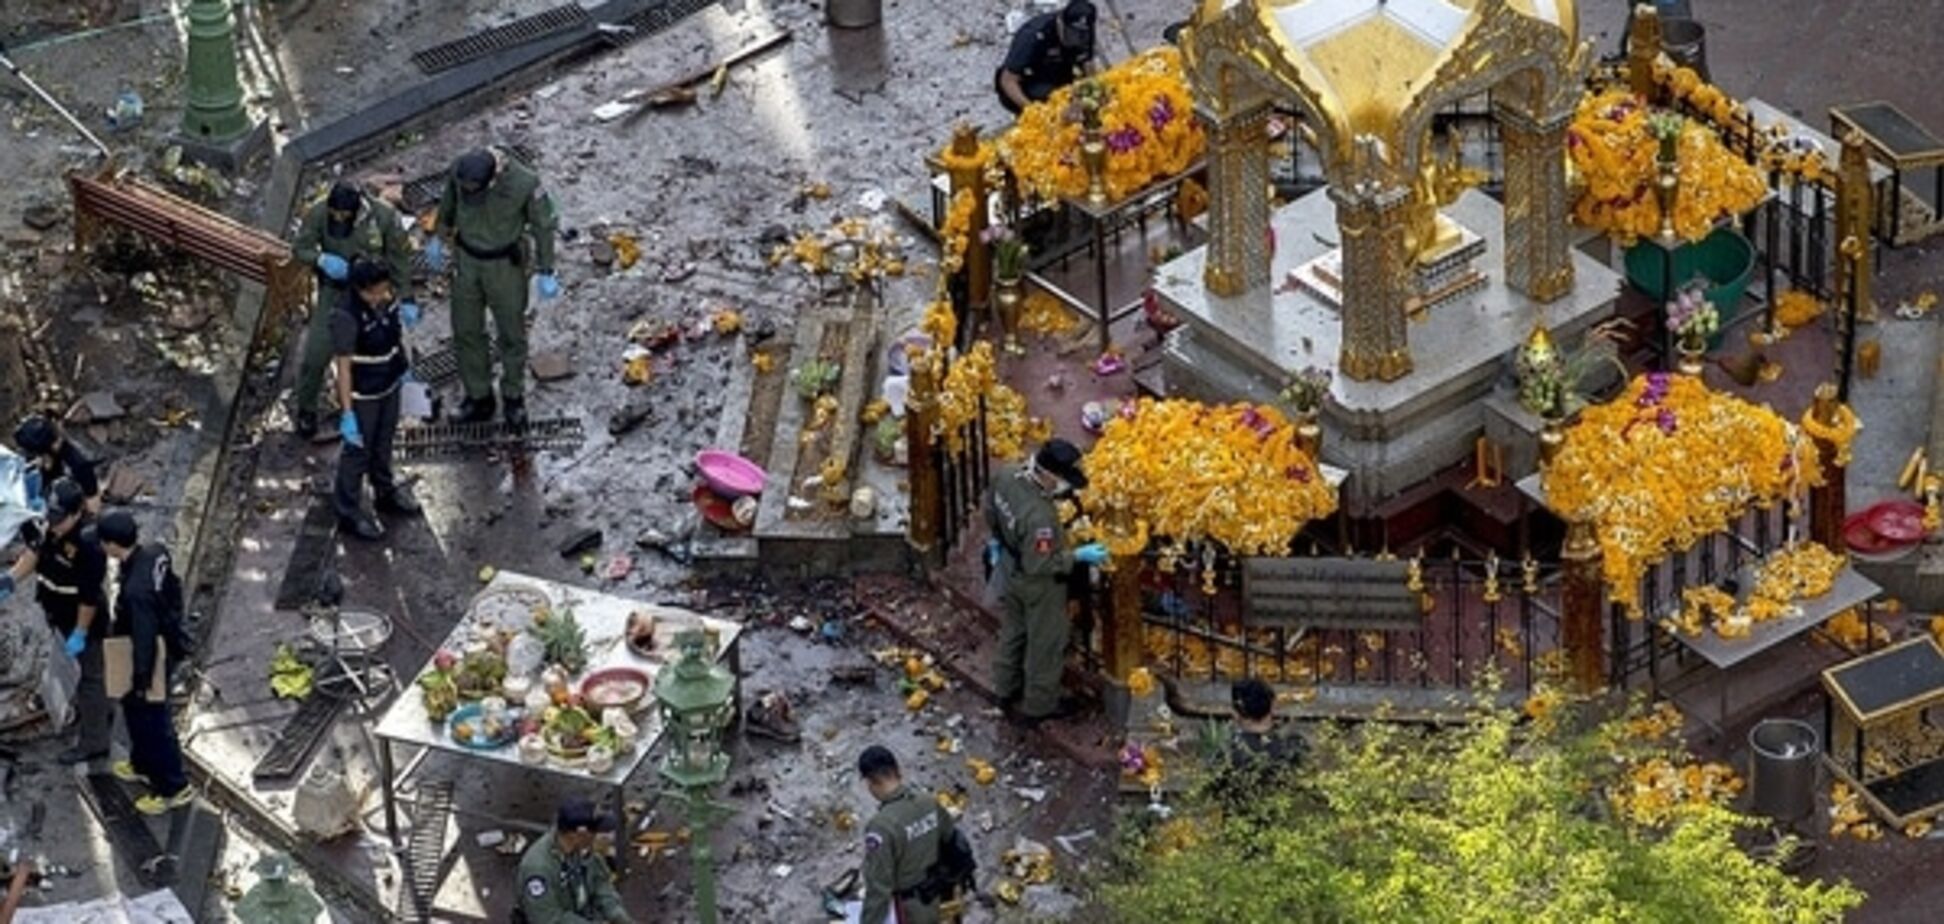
(1498, 105, 1575, 303)
(904, 353, 942, 564)
(1834, 131, 1876, 324)
(1332, 183, 1413, 382)
(1100, 556, 1146, 730)
(1201, 107, 1272, 297)
(1807, 384, 1848, 551)
(1542, 430, 1605, 694)
(942, 125, 993, 312)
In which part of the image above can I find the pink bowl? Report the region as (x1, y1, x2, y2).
(696, 450, 766, 498)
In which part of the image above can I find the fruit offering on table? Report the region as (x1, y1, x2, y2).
(541, 704, 621, 760)
(449, 703, 521, 749)
(419, 667, 460, 722)
(582, 667, 652, 713)
(455, 647, 510, 700)
(532, 606, 588, 674)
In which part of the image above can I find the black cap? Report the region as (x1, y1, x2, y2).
(857, 745, 899, 779)
(12, 414, 57, 455)
(98, 510, 139, 548)
(454, 149, 497, 197)
(1061, 0, 1096, 44)
(1232, 677, 1274, 721)
(326, 182, 360, 212)
(1035, 438, 1088, 491)
(45, 477, 86, 522)
(348, 257, 390, 291)
(555, 799, 616, 833)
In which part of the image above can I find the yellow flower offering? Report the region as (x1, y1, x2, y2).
(999, 47, 1204, 203)
(1568, 88, 1767, 244)
(1542, 374, 1821, 615)
(1773, 289, 1825, 329)
(1081, 399, 1338, 558)
(1800, 401, 1861, 467)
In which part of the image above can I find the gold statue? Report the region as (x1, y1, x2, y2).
(1404, 130, 1486, 264)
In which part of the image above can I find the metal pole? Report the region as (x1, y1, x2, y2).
(689, 788, 719, 924)
(0, 41, 112, 159)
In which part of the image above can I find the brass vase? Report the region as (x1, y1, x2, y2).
(1293, 411, 1322, 457)
(1653, 153, 1680, 244)
(1676, 333, 1706, 376)
(1081, 128, 1109, 207)
(1538, 416, 1567, 466)
(993, 275, 1025, 355)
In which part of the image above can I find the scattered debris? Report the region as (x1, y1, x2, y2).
(21, 203, 62, 231)
(69, 390, 125, 423)
(1013, 786, 1047, 804)
(557, 529, 603, 558)
(530, 351, 575, 382)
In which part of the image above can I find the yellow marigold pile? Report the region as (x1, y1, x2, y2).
(1773, 289, 1826, 329)
(772, 215, 909, 281)
(1651, 61, 1831, 187)
(1018, 289, 1078, 337)
(1081, 399, 1337, 559)
(1829, 782, 1881, 840)
(933, 341, 1043, 459)
(1666, 543, 1845, 639)
(1001, 47, 1203, 203)
(1822, 607, 1890, 650)
(1543, 374, 1822, 615)
(1801, 401, 1861, 467)
(1568, 88, 1767, 244)
(1610, 757, 1744, 828)
(939, 189, 977, 275)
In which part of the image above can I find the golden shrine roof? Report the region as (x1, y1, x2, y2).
(1256, 0, 1579, 135)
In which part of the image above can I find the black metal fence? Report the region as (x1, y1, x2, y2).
(930, 395, 991, 558)
(1105, 548, 1563, 695)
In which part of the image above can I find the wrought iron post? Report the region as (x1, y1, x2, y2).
(942, 125, 992, 314)
(182, 0, 251, 141)
(1100, 556, 1146, 730)
(1807, 383, 1848, 550)
(904, 352, 942, 564)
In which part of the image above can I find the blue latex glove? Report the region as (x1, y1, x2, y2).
(1073, 543, 1110, 566)
(424, 237, 447, 272)
(64, 628, 86, 659)
(535, 273, 561, 300)
(0, 573, 13, 603)
(985, 539, 1002, 569)
(399, 300, 421, 329)
(339, 412, 364, 448)
(24, 467, 44, 513)
(316, 252, 349, 281)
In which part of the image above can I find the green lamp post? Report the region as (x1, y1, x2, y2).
(652, 629, 736, 924)
(232, 854, 325, 924)
(181, 0, 251, 141)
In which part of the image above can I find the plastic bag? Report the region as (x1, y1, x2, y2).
(0, 447, 42, 545)
(41, 627, 79, 729)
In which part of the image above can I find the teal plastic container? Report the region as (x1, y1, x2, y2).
(1624, 227, 1756, 349)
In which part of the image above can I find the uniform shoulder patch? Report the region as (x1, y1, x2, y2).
(526, 875, 548, 898)
(1033, 527, 1055, 555)
(864, 831, 885, 852)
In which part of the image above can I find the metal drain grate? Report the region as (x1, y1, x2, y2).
(251, 691, 346, 782)
(395, 416, 586, 460)
(398, 143, 539, 215)
(615, 0, 721, 43)
(273, 497, 340, 612)
(83, 774, 172, 888)
(396, 781, 454, 922)
(411, 6, 590, 75)
(410, 339, 498, 391)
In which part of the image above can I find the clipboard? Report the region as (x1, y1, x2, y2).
(103, 636, 168, 702)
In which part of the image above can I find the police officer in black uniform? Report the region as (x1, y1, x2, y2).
(4, 479, 114, 764)
(11, 413, 100, 511)
(995, 0, 1100, 115)
(331, 257, 420, 540)
(98, 510, 194, 816)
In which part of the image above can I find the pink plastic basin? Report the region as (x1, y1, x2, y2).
(696, 450, 766, 498)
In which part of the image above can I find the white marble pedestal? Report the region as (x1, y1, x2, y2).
(1151, 188, 1622, 515)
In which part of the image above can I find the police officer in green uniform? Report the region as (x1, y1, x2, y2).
(426, 147, 560, 426)
(517, 799, 633, 924)
(986, 438, 1108, 725)
(289, 181, 415, 438)
(859, 745, 959, 924)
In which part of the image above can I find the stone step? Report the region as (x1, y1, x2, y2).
(751, 292, 882, 556)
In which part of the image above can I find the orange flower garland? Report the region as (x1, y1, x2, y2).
(1542, 374, 1822, 614)
(1080, 399, 1337, 559)
(1773, 289, 1825, 329)
(939, 189, 977, 275)
(1568, 89, 1767, 244)
(933, 341, 1043, 460)
(1800, 401, 1861, 467)
(1000, 48, 1204, 203)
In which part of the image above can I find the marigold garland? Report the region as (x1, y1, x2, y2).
(939, 189, 977, 275)
(1773, 289, 1826, 329)
(1542, 373, 1822, 614)
(933, 341, 1043, 460)
(1080, 399, 1337, 559)
(1000, 47, 1204, 203)
(772, 215, 909, 281)
(1649, 62, 1832, 188)
(1800, 401, 1861, 467)
(1018, 289, 1079, 337)
(1608, 757, 1744, 828)
(1568, 88, 1767, 244)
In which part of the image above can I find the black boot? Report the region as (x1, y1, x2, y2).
(339, 515, 384, 541)
(502, 397, 527, 427)
(458, 395, 496, 423)
(293, 409, 317, 438)
(376, 487, 422, 516)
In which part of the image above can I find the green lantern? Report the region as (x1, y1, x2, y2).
(232, 854, 325, 924)
(652, 629, 736, 923)
(181, 0, 251, 141)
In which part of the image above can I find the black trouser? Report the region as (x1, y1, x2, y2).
(72, 633, 111, 753)
(333, 387, 401, 521)
(123, 691, 186, 796)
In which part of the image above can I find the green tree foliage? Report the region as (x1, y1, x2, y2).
(1103, 698, 1863, 924)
